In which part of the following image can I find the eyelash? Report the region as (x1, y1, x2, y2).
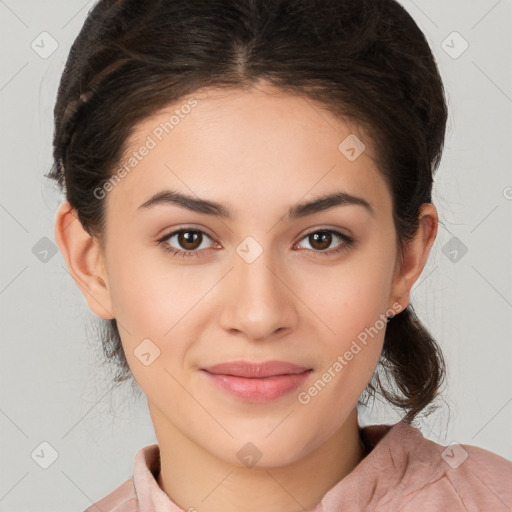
(156, 227, 355, 258)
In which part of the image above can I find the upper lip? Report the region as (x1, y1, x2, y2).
(201, 360, 312, 378)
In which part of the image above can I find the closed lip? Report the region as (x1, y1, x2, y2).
(201, 360, 312, 378)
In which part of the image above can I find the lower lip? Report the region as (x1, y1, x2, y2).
(202, 370, 312, 402)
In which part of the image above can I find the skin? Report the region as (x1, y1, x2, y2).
(55, 82, 438, 512)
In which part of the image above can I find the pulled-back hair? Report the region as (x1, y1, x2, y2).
(47, 0, 448, 424)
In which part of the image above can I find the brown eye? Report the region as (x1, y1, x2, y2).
(296, 229, 354, 256)
(177, 230, 203, 251)
(308, 231, 333, 251)
(157, 228, 215, 257)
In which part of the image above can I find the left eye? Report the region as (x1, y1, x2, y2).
(295, 229, 353, 255)
(157, 228, 354, 258)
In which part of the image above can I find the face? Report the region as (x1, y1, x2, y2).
(78, 84, 409, 466)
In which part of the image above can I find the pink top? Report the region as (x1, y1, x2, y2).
(84, 419, 512, 511)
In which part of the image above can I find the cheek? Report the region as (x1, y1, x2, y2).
(106, 255, 192, 405)
(107, 245, 200, 331)
(105, 249, 212, 377)
(300, 251, 394, 339)
(293, 243, 394, 404)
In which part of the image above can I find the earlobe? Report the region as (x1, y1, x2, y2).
(54, 200, 115, 320)
(389, 203, 439, 310)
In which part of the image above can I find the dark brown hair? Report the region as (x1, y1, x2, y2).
(47, 0, 448, 424)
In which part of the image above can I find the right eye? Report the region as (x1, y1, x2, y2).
(157, 228, 217, 257)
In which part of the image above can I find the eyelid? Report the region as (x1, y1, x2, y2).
(157, 223, 352, 241)
(156, 223, 216, 241)
(299, 225, 352, 239)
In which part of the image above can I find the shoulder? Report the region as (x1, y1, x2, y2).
(320, 420, 512, 511)
(441, 442, 512, 510)
(385, 421, 512, 511)
(83, 478, 138, 512)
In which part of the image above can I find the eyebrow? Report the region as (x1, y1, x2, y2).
(137, 188, 375, 219)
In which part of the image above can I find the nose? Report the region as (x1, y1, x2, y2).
(218, 244, 299, 342)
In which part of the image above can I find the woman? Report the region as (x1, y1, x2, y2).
(48, 0, 512, 510)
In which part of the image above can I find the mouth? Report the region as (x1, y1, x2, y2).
(200, 360, 313, 402)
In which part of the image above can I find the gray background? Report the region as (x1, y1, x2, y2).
(1, 0, 511, 510)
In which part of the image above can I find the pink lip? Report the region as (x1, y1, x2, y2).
(201, 360, 312, 402)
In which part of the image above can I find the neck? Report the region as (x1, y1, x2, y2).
(152, 407, 364, 512)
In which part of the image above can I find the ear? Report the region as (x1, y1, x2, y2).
(389, 203, 438, 312)
(54, 200, 114, 320)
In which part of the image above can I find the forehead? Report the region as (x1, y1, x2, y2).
(106, 85, 392, 220)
